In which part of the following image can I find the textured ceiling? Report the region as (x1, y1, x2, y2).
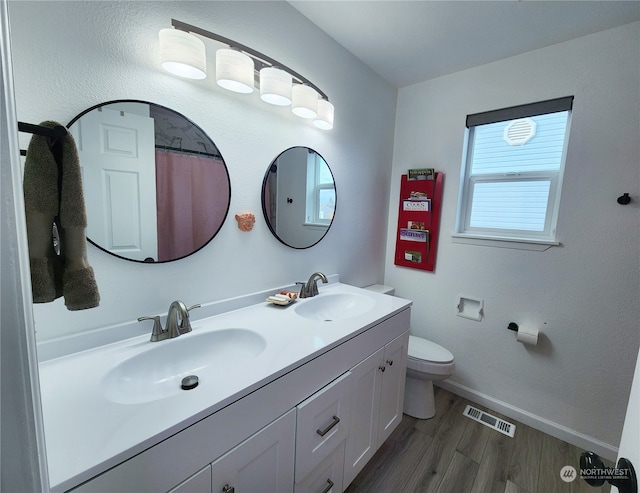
(290, 1, 640, 88)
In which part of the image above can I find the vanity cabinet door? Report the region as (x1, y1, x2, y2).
(167, 465, 211, 493)
(210, 409, 296, 493)
(342, 348, 384, 487)
(343, 331, 409, 488)
(377, 332, 408, 444)
(295, 371, 352, 482)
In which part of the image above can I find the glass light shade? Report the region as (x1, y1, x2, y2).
(159, 29, 207, 80)
(260, 67, 292, 106)
(216, 48, 254, 94)
(313, 99, 334, 130)
(291, 84, 318, 119)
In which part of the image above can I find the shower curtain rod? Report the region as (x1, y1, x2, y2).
(155, 144, 223, 160)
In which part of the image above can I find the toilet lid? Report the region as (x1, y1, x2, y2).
(408, 335, 454, 363)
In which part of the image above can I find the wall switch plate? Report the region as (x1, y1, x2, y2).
(457, 296, 484, 321)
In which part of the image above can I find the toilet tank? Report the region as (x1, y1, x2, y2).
(364, 284, 395, 296)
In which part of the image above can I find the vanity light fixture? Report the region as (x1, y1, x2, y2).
(159, 28, 207, 80)
(260, 67, 292, 106)
(159, 19, 334, 129)
(314, 98, 335, 130)
(291, 84, 319, 119)
(216, 48, 254, 94)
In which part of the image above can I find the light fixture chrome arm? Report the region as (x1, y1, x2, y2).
(170, 19, 328, 101)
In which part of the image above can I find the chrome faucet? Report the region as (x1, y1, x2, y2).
(297, 272, 328, 298)
(138, 301, 201, 342)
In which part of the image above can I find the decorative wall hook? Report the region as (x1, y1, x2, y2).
(235, 213, 255, 232)
(617, 193, 631, 205)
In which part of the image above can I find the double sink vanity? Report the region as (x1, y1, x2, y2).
(38, 278, 412, 492)
(31, 99, 406, 493)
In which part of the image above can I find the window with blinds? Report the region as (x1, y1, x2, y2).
(305, 151, 335, 225)
(456, 97, 573, 243)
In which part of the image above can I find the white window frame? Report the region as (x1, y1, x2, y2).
(454, 97, 573, 249)
(305, 151, 335, 226)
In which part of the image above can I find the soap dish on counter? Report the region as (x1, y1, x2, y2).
(266, 292, 297, 306)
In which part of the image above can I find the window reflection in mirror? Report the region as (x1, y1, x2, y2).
(67, 100, 231, 263)
(262, 147, 336, 249)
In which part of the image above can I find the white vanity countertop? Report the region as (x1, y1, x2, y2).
(38, 282, 411, 492)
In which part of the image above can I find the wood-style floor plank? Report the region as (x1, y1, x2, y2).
(434, 451, 479, 493)
(403, 396, 471, 492)
(504, 479, 529, 493)
(470, 428, 515, 493)
(345, 419, 432, 493)
(456, 414, 492, 463)
(508, 423, 543, 493)
(345, 387, 612, 493)
(537, 433, 611, 493)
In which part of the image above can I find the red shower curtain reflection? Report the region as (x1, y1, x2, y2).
(155, 152, 229, 261)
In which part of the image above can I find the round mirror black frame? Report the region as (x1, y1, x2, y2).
(68, 99, 231, 263)
(261, 146, 336, 249)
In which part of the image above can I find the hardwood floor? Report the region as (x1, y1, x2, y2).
(345, 387, 611, 493)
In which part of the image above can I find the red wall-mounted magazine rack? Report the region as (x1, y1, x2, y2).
(394, 172, 444, 272)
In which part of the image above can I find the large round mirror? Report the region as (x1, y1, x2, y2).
(261, 147, 336, 249)
(68, 100, 231, 262)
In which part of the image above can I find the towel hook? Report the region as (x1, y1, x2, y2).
(617, 193, 631, 205)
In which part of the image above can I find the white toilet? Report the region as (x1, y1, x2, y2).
(364, 284, 456, 419)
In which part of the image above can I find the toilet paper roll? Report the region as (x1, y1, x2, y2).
(516, 326, 539, 346)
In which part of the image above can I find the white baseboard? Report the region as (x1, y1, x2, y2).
(436, 380, 618, 462)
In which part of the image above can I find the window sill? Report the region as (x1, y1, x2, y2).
(451, 233, 560, 251)
(303, 222, 329, 230)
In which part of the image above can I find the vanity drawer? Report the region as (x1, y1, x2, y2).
(167, 465, 211, 493)
(294, 441, 345, 493)
(295, 371, 352, 481)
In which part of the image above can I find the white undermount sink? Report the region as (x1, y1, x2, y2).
(294, 293, 376, 321)
(101, 328, 267, 404)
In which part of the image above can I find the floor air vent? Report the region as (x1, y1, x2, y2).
(463, 405, 516, 437)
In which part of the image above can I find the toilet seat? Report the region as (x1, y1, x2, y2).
(407, 335, 455, 376)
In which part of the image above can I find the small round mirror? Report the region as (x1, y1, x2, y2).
(68, 100, 231, 262)
(261, 147, 336, 249)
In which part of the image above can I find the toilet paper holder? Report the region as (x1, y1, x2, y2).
(507, 322, 539, 346)
(507, 322, 519, 332)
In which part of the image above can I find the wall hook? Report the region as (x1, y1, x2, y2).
(617, 193, 631, 205)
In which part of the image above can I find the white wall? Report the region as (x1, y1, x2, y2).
(385, 22, 640, 456)
(7, 1, 397, 340)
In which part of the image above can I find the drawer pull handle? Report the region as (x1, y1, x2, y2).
(222, 484, 235, 493)
(386, 359, 394, 366)
(316, 415, 340, 437)
(321, 478, 335, 493)
(379, 365, 386, 372)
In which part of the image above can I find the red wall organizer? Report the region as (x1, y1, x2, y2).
(394, 172, 444, 272)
